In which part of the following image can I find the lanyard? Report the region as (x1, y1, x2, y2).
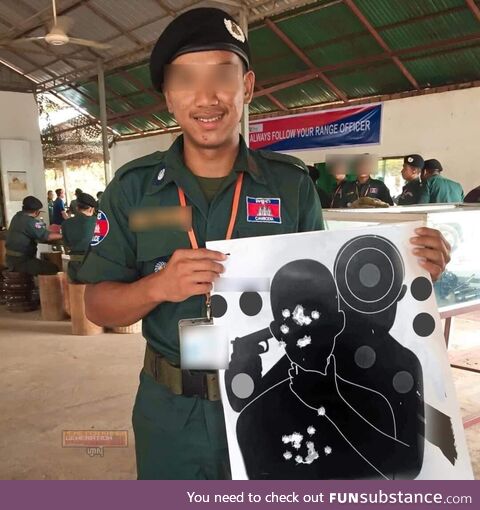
(330, 183, 343, 208)
(177, 172, 244, 317)
(356, 181, 371, 200)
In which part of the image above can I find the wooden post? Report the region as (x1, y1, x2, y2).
(38, 274, 66, 321)
(69, 283, 104, 336)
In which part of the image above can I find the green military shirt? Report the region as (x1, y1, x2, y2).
(62, 213, 97, 255)
(63, 212, 97, 282)
(419, 174, 464, 204)
(6, 211, 50, 257)
(341, 178, 394, 207)
(397, 178, 423, 206)
(78, 135, 323, 364)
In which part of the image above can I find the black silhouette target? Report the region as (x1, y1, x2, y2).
(334, 235, 405, 314)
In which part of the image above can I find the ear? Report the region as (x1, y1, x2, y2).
(163, 90, 174, 114)
(398, 284, 408, 302)
(243, 70, 255, 105)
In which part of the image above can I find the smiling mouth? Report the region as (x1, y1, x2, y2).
(193, 113, 225, 125)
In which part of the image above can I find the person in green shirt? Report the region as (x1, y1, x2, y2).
(419, 159, 464, 204)
(68, 188, 83, 216)
(5, 196, 62, 275)
(62, 193, 97, 282)
(47, 190, 54, 224)
(78, 8, 451, 480)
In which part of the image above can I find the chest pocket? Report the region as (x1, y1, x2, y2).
(136, 229, 190, 275)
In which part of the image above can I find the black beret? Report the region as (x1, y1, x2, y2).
(77, 192, 97, 209)
(150, 7, 250, 92)
(424, 158, 443, 172)
(22, 196, 43, 211)
(403, 154, 424, 169)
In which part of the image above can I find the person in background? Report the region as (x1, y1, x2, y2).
(343, 154, 394, 207)
(396, 154, 424, 205)
(69, 188, 83, 216)
(47, 190, 54, 224)
(464, 185, 480, 204)
(307, 165, 330, 208)
(52, 188, 69, 225)
(96, 191, 104, 203)
(5, 196, 62, 275)
(62, 193, 97, 282)
(419, 159, 464, 204)
(328, 156, 350, 208)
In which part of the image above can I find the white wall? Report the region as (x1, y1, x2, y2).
(109, 87, 480, 193)
(0, 91, 46, 225)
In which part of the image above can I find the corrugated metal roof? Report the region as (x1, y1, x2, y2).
(1, 0, 478, 140)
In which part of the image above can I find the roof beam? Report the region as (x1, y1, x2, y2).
(255, 84, 288, 111)
(343, 0, 420, 90)
(4, 0, 91, 41)
(465, 0, 480, 22)
(264, 17, 348, 102)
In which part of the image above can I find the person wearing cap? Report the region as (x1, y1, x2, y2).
(419, 159, 464, 204)
(5, 196, 63, 275)
(396, 154, 424, 206)
(62, 193, 97, 282)
(342, 154, 394, 207)
(68, 188, 83, 216)
(77, 8, 451, 480)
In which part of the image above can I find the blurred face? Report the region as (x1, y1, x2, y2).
(47, 191, 53, 200)
(163, 51, 255, 150)
(330, 162, 347, 182)
(355, 159, 374, 179)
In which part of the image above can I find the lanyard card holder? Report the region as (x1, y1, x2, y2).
(179, 317, 229, 370)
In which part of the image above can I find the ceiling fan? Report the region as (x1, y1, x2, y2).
(0, 0, 111, 50)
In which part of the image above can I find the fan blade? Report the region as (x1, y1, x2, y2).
(0, 36, 46, 46)
(55, 15, 74, 34)
(68, 38, 111, 50)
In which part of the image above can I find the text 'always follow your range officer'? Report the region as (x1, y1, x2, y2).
(78, 8, 451, 480)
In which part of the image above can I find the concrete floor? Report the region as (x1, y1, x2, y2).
(0, 306, 478, 480)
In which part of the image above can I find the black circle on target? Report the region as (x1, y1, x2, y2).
(334, 235, 405, 314)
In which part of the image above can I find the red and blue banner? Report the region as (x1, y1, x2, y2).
(249, 104, 382, 151)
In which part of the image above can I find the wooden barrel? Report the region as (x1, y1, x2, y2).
(112, 321, 142, 334)
(60, 272, 71, 317)
(2, 271, 38, 312)
(41, 252, 63, 272)
(68, 283, 104, 336)
(38, 274, 66, 321)
(0, 240, 5, 268)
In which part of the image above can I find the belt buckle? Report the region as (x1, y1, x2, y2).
(181, 370, 207, 399)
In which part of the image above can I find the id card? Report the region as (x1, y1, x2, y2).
(179, 318, 229, 370)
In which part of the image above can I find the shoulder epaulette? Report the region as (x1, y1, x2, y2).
(257, 150, 308, 173)
(116, 151, 165, 179)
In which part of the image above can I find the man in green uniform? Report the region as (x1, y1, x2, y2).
(62, 193, 97, 282)
(68, 188, 83, 216)
(5, 196, 62, 275)
(419, 159, 464, 204)
(342, 154, 394, 207)
(396, 154, 424, 206)
(78, 8, 451, 480)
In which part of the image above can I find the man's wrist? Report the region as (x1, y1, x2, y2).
(141, 272, 169, 306)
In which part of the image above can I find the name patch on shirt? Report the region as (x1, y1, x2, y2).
(90, 210, 109, 246)
(246, 197, 281, 224)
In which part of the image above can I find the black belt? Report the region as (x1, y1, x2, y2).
(143, 343, 221, 401)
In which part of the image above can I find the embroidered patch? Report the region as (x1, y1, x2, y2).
(224, 18, 246, 43)
(246, 197, 281, 224)
(370, 187, 378, 194)
(90, 210, 109, 246)
(34, 222, 43, 229)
